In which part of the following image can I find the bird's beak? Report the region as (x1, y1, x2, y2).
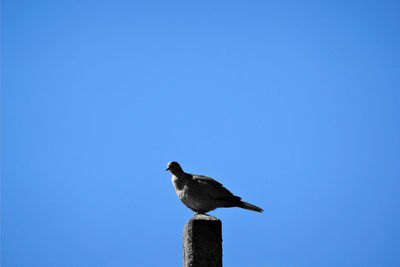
(166, 167, 170, 171)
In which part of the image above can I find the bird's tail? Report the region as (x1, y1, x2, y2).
(239, 201, 263, 212)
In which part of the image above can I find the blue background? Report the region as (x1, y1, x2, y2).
(2, 1, 400, 266)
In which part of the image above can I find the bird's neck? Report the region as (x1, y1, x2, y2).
(172, 171, 188, 179)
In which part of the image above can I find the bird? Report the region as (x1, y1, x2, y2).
(166, 161, 263, 214)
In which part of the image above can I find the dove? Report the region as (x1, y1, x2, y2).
(166, 161, 263, 214)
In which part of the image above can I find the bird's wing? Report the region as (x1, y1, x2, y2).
(190, 174, 223, 186)
(189, 174, 242, 201)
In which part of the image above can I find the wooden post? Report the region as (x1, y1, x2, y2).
(183, 214, 222, 267)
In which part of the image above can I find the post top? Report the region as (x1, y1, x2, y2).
(189, 214, 220, 222)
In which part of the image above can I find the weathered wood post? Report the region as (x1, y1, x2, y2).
(183, 214, 222, 267)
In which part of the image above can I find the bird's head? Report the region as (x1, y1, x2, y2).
(166, 161, 184, 174)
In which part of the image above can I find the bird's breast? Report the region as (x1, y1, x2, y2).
(171, 177, 191, 204)
(171, 175, 185, 190)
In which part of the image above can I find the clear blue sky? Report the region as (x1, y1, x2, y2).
(2, 1, 400, 266)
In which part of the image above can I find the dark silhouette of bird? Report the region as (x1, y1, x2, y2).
(166, 161, 263, 214)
